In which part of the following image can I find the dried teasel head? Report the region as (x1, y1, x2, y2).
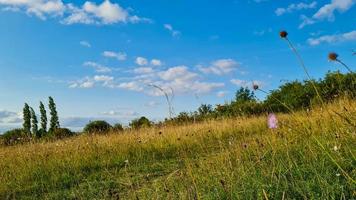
(328, 52, 338, 61)
(280, 31, 288, 38)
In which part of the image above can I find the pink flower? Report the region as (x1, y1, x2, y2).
(268, 113, 278, 129)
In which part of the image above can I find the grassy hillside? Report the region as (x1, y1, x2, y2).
(0, 99, 355, 199)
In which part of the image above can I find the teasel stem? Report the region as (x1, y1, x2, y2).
(283, 37, 324, 105)
(335, 59, 353, 73)
(256, 88, 294, 113)
(148, 84, 175, 119)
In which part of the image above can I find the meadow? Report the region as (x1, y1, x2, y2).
(0, 98, 355, 199)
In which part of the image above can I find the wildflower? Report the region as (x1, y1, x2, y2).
(280, 31, 288, 38)
(336, 173, 341, 177)
(268, 113, 278, 129)
(124, 159, 129, 164)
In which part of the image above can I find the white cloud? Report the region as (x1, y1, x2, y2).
(299, 0, 355, 28)
(0, 110, 22, 124)
(117, 81, 144, 92)
(199, 59, 239, 75)
(69, 75, 115, 89)
(70, 62, 224, 96)
(134, 67, 154, 74)
(275, 1, 317, 16)
(0, 0, 65, 20)
(103, 51, 127, 61)
(231, 79, 263, 89)
(83, 61, 111, 73)
(164, 24, 181, 37)
(80, 40, 91, 47)
(69, 78, 95, 88)
(151, 59, 162, 66)
(94, 75, 114, 82)
(135, 57, 148, 66)
(0, 0, 149, 25)
(145, 101, 160, 107)
(158, 66, 198, 82)
(307, 30, 356, 45)
(101, 110, 138, 117)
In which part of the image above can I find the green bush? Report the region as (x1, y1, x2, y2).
(84, 120, 112, 134)
(112, 123, 124, 132)
(129, 117, 151, 129)
(52, 128, 74, 139)
(1, 129, 29, 146)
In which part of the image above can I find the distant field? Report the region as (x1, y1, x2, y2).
(0, 99, 355, 199)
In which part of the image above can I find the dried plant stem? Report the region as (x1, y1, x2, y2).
(148, 84, 174, 119)
(336, 59, 353, 73)
(284, 38, 323, 104)
(257, 88, 294, 113)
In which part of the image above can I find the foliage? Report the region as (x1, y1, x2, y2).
(166, 71, 355, 124)
(129, 117, 151, 129)
(49, 96, 60, 132)
(39, 101, 47, 133)
(83, 120, 112, 134)
(0, 129, 28, 146)
(30, 107, 39, 137)
(22, 103, 31, 136)
(52, 128, 75, 139)
(112, 123, 124, 132)
(234, 87, 256, 103)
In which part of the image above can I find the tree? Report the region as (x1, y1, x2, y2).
(30, 107, 39, 137)
(84, 120, 112, 134)
(48, 96, 60, 132)
(198, 104, 213, 116)
(39, 101, 47, 133)
(23, 103, 31, 136)
(234, 87, 256, 103)
(130, 117, 151, 129)
(113, 123, 124, 132)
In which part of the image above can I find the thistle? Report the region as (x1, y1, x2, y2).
(328, 52, 353, 73)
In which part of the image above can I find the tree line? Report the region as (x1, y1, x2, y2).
(164, 71, 355, 125)
(22, 97, 60, 137)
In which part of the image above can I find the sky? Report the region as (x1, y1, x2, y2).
(0, 0, 355, 132)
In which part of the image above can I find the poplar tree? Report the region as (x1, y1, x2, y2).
(49, 96, 60, 132)
(39, 101, 47, 133)
(30, 107, 39, 137)
(23, 103, 31, 136)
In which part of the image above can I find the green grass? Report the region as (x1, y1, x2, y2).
(0, 99, 355, 199)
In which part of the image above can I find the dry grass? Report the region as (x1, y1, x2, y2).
(0, 99, 355, 199)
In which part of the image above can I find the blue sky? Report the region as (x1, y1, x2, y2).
(0, 0, 355, 132)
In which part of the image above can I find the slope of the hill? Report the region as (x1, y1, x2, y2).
(0, 99, 355, 199)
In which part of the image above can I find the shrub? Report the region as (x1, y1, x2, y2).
(84, 120, 112, 134)
(1, 129, 28, 146)
(112, 123, 124, 132)
(129, 117, 151, 129)
(52, 128, 74, 139)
